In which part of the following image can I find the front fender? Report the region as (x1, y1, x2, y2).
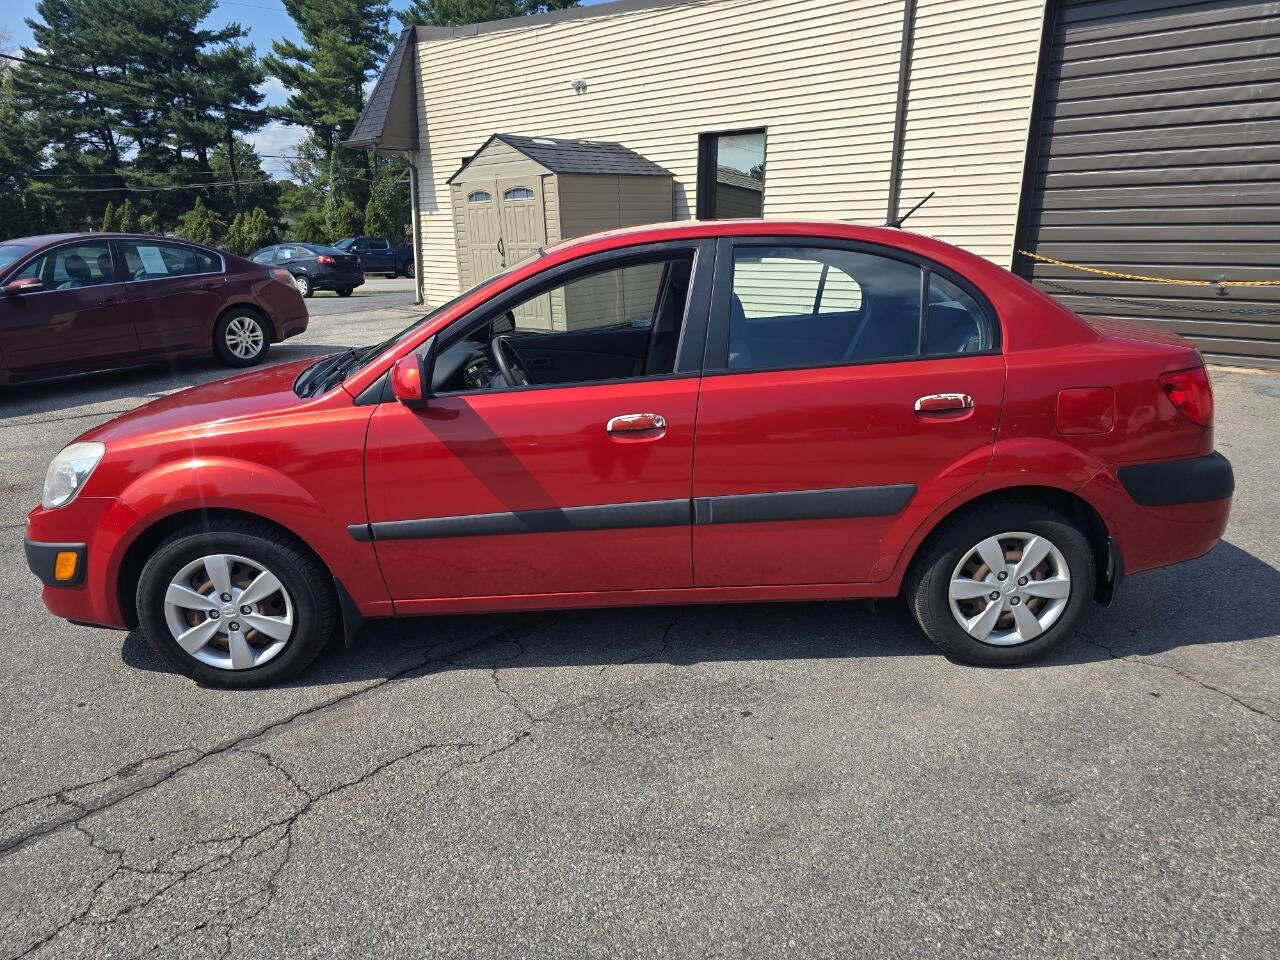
(113, 457, 389, 616)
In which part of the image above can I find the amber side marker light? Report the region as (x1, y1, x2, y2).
(54, 551, 79, 582)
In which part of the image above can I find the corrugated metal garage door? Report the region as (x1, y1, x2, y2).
(1017, 0, 1280, 368)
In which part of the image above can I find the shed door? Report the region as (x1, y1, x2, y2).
(461, 181, 505, 285)
(497, 177, 551, 329)
(1019, 0, 1280, 368)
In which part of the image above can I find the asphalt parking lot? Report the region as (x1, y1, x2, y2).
(0, 293, 1277, 958)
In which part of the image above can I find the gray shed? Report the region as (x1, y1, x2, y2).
(447, 134, 673, 330)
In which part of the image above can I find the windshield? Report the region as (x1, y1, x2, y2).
(334, 238, 356, 250)
(0, 244, 35, 273)
(293, 249, 546, 399)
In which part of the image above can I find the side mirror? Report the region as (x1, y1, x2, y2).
(390, 336, 436, 407)
(4, 277, 43, 295)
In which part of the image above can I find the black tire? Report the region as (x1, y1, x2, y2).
(905, 500, 1095, 666)
(293, 273, 313, 298)
(403, 261, 414, 279)
(136, 519, 338, 687)
(336, 286, 354, 297)
(212, 309, 270, 368)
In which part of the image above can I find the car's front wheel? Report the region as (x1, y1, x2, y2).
(906, 501, 1095, 665)
(136, 520, 337, 687)
(213, 310, 269, 367)
(293, 273, 312, 298)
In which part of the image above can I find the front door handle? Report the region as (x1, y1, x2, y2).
(98, 296, 123, 306)
(914, 393, 974, 414)
(606, 412, 666, 435)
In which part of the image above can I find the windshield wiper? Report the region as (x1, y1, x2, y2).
(294, 348, 357, 398)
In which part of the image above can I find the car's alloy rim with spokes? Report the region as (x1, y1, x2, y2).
(947, 531, 1071, 646)
(225, 316, 264, 359)
(163, 553, 294, 670)
(294, 275, 309, 295)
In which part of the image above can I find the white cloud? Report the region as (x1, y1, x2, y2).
(248, 121, 308, 179)
(259, 75, 290, 105)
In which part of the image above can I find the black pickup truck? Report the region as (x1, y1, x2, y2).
(334, 236, 414, 278)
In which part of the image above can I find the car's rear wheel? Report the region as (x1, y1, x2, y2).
(403, 261, 414, 279)
(293, 273, 312, 298)
(212, 310, 269, 368)
(336, 286, 354, 297)
(906, 502, 1094, 665)
(136, 520, 337, 687)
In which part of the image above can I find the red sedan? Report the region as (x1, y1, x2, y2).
(24, 221, 1233, 686)
(0, 232, 308, 384)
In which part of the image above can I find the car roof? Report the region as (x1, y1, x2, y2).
(4, 232, 218, 248)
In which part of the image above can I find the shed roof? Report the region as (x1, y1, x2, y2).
(447, 134, 672, 183)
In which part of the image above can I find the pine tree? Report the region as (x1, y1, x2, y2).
(175, 195, 224, 246)
(264, 0, 392, 183)
(116, 198, 137, 233)
(399, 0, 578, 26)
(101, 201, 118, 232)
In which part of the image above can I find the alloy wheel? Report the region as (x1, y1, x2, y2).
(163, 553, 294, 670)
(224, 315, 264, 360)
(294, 274, 310, 296)
(947, 531, 1072, 646)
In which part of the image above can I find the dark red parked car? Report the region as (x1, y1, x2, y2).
(24, 221, 1232, 686)
(0, 233, 308, 384)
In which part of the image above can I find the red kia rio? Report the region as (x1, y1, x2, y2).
(24, 221, 1233, 686)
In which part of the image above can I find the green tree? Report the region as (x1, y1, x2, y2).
(223, 206, 277, 255)
(330, 199, 364, 242)
(288, 210, 328, 244)
(398, 0, 578, 26)
(101, 200, 118, 232)
(323, 149, 361, 239)
(175, 195, 224, 246)
(364, 166, 410, 243)
(264, 0, 392, 184)
(139, 210, 161, 234)
(116, 198, 137, 233)
(13, 0, 273, 232)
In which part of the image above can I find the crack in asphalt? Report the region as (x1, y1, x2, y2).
(597, 611, 683, 674)
(0, 615, 560, 859)
(1080, 634, 1278, 724)
(6, 607, 690, 958)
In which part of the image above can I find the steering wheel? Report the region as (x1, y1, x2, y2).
(490, 335, 530, 387)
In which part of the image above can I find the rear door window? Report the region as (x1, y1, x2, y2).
(727, 245, 922, 370)
(119, 241, 220, 280)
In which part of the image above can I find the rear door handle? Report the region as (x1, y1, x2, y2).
(606, 413, 666, 434)
(914, 393, 974, 414)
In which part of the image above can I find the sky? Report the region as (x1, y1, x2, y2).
(2, 0, 609, 178)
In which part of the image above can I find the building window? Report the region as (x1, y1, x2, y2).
(503, 186, 534, 201)
(697, 128, 766, 219)
(467, 190, 492, 203)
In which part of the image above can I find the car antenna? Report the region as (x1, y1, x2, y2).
(887, 191, 935, 229)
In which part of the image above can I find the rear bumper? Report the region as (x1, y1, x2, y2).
(1117, 451, 1234, 507)
(313, 272, 365, 290)
(1082, 451, 1233, 577)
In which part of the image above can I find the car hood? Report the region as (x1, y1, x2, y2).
(80, 358, 318, 446)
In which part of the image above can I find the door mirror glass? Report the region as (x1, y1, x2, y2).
(4, 277, 43, 295)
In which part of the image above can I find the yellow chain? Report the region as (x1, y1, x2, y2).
(1017, 250, 1280, 288)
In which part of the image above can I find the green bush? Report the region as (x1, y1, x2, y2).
(288, 210, 328, 244)
(223, 207, 278, 256)
(174, 196, 225, 247)
(100, 201, 117, 232)
(116, 198, 137, 233)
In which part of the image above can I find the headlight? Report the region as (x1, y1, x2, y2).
(42, 442, 105, 509)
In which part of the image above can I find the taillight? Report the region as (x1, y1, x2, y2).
(1159, 365, 1213, 427)
(316, 254, 336, 265)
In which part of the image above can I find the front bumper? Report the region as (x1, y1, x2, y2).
(25, 539, 87, 587)
(25, 496, 142, 629)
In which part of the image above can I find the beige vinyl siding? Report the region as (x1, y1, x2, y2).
(414, 0, 908, 302)
(412, 0, 1046, 301)
(559, 174, 674, 240)
(897, 0, 1047, 265)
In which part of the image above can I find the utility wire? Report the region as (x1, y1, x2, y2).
(42, 177, 283, 194)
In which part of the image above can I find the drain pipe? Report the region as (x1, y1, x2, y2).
(886, 0, 917, 227)
(405, 154, 425, 306)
